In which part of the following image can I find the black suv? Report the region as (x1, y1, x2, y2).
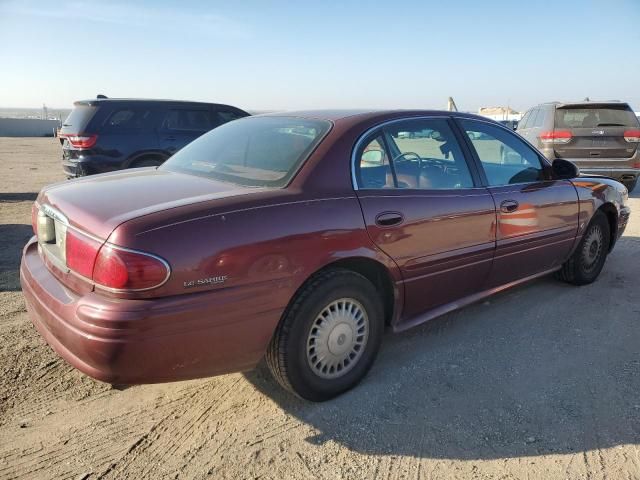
(517, 101, 640, 192)
(59, 97, 250, 177)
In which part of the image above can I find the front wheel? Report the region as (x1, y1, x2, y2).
(557, 211, 610, 285)
(266, 269, 384, 401)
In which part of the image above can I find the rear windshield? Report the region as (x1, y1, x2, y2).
(160, 116, 331, 187)
(555, 105, 639, 128)
(61, 105, 97, 133)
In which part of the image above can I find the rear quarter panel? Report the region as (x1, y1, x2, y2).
(108, 193, 403, 307)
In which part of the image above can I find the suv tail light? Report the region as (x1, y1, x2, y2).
(623, 130, 640, 143)
(65, 134, 98, 149)
(64, 228, 169, 290)
(540, 130, 572, 144)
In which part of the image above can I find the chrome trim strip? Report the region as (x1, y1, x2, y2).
(40, 204, 68, 225)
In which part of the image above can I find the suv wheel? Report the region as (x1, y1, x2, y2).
(266, 269, 384, 401)
(557, 211, 610, 285)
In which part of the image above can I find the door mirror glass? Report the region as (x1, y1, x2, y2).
(552, 158, 579, 179)
(361, 149, 384, 166)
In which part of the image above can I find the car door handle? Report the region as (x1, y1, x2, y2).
(375, 212, 404, 227)
(500, 200, 519, 213)
(164, 136, 176, 141)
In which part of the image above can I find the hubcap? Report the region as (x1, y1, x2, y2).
(306, 298, 369, 379)
(582, 224, 603, 272)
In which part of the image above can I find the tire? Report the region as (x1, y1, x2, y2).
(623, 178, 637, 193)
(132, 157, 162, 168)
(557, 211, 610, 285)
(266, 269, 384, 401)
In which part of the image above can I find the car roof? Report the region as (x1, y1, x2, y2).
(258, 109, 495, 124)
(537, 101, 631, 109)
(74, 98, 244, 109)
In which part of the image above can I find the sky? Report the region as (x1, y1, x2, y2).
(0, 0, 639, 113)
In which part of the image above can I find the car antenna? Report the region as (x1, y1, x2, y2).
(97, 94, 108, 99)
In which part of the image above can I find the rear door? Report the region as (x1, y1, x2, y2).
(458, 118, 580, 287)
(354, 117, 496, 321)
(552, 104, 640, 172)
(159, 106, 216, 155)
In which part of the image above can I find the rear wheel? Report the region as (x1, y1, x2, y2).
(266, 269, 384, 401)
(557, 211, 610, 285)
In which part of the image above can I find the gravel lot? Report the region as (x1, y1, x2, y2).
(0, 137, 639, 479)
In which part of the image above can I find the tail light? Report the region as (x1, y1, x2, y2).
(93, 246, 168, 290)
(66, 134, 98, 149)
(66, 229, 101, 278)
(64, 228, 169, 290)
(540, 130, 572, 144)
(632, 161, 640, 169)
(623, 130, 640, 143)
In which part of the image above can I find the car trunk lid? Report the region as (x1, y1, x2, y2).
(39, 168, 255, 241)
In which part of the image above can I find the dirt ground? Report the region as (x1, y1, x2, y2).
(0, 137, 639, 480)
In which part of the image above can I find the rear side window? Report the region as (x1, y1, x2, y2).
(555, 105, 639, 128)
(165, 109, 213, 131)
(61, 105, 97, 133)
(103, 108, 155, 130)
(533, 108, 546, 127)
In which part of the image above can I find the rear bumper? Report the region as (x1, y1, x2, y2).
(20, 238, 283, 384)
(578, 167, 639, 182)
(62, 154, 126, 178)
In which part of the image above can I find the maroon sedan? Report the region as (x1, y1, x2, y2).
(21, 110, 631, 401)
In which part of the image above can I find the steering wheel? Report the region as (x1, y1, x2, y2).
(392, 152, 422, 168)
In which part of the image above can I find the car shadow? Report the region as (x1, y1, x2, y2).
(244, 246, 640, 460)
(0, 192, 38, 202)
(0, 224, 34, 292)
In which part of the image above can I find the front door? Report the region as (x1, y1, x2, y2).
(354, 117, 496, 321)
(457, 118, 580, 287)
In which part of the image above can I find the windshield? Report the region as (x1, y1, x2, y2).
(161, 116, 331, 187)
(555, 105, 639, 128)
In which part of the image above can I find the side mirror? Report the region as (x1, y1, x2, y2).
(361, 149, 384, 166)
(552, 158, 579, 179)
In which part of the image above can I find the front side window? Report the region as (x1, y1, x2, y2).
(460, 119, 545, 186)
(355, 118, 474, 190)
(161, 116, 331, 187)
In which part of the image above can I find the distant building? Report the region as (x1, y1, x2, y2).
(478, 106, 522, 121)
